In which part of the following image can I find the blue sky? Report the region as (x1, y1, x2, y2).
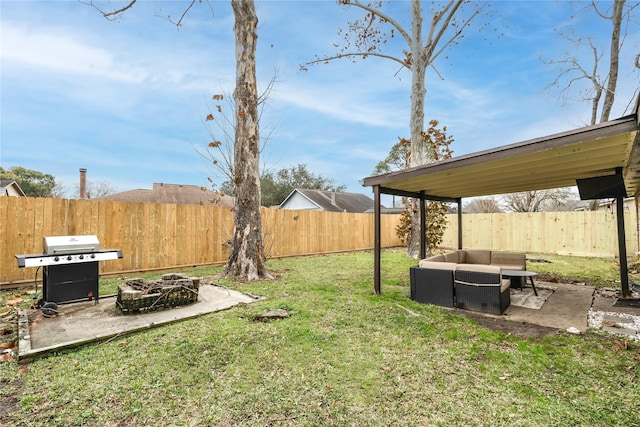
(1, 1, 639, 201)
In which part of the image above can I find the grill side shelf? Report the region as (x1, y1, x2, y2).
(15, 250, 122, 268)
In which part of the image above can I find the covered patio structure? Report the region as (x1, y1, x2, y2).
(362, 100, 640, 297)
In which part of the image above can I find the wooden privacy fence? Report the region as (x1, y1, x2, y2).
(0, 197, 401, 284)
(1, 197, 638, 285)
(441, 211, 638, 258)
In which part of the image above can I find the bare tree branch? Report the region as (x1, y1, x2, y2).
(304, 51, 406, 69)
(166, 0, 198, 27)
(340, 0, 412, 45)
(429, 7, 481, 66)
(424, 0, 463, 60)
(80, 0, 137, 20)
(545, 1, 638, 124)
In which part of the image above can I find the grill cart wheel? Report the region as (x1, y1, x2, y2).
(41, 302, 58, 318)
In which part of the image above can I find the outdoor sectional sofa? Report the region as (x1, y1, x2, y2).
(409, 249, 526, 315)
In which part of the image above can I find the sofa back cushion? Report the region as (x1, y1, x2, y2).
(443, 252, 459, 263)
(424, 254, 445, 262)
(463, 249, 491, 265)
(418, 261, 457, 271)
(490, 252, 526, 271)
(456, 250, 467, 263)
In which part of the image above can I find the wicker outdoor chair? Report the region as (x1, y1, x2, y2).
(410, 261, 456, 307)
(454, 264, 510, 314)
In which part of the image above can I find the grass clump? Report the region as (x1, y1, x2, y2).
(0, 249, 638, 426)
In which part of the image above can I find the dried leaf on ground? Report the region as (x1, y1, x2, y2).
(602, 320, 622, 328)
(0, 340, 15, 350)
(613, 339, 628, 351)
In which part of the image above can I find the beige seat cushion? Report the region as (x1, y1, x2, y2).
(418, 260, 457, 271)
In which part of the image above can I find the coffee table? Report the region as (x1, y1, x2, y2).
(502, 269, 538, 296)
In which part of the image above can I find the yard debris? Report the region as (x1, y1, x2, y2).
(0, 340, 15, 350)
(252, 308, 290, 321)
(0, 351, 14, 363)
(612, 339, 628, 351)
(5, 297, 23, 307)
(599, 288, 619, 298)
(602, 320, 622, 329)
(527, 257, 551, 263)
(566, 327, 581, 334)
(395, 303, 420, 317)
(1, 347, 16, 363)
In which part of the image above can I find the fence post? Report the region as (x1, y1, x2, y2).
(373, 185, 381, 295)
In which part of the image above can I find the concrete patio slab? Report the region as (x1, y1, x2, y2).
(503, 281, 595, 332)
(17, 284, 261, 361)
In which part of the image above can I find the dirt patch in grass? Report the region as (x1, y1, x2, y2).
(0, 378, 22, 423)
(454, 309, 565, 339)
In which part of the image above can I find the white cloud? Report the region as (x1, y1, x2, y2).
(273, 78, 409, 129)
(2, 23, 145, 83)
(2, 20, 234, 92)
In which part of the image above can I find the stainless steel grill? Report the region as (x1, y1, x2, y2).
(15, 235, 122, 305)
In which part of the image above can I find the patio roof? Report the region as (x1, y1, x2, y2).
(363, 101, 640, 298)
(362, 113, 640, 199)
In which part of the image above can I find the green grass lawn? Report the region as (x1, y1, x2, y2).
(1, 249, 639, 426)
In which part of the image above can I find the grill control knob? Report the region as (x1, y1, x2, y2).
(90, 254, 95, 259)
(79, 255, 84, 260)
(54, 256, 59, 262)
(67, 255, 72, 261)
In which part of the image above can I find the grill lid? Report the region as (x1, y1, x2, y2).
(43, 235, 100, 254)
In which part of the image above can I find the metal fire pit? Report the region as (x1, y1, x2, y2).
(16, 235, 122, 305)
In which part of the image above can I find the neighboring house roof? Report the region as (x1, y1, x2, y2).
(0, 180, 26, 197)
(98, 183, 234, 207)
(279, 189, 377, 213)
(574, 197, 635, 212)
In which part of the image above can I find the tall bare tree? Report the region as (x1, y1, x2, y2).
(545, 0, 639, 216)
(546, 0, 639, 125)
(463, 197, 502, 213)
(225, 0, 270, 280)
(74, 181, 115, 199)
(502, 188, 575, 213)
(87, 0, 269, 280)
(304, 0, 488, 257)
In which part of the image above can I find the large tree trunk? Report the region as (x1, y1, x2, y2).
(224, 0, 270, 280)
(407, 0, 426, 259)
(600, 0, 624, 122)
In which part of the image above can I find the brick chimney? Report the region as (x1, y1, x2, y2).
(79, 168, 87, 199)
